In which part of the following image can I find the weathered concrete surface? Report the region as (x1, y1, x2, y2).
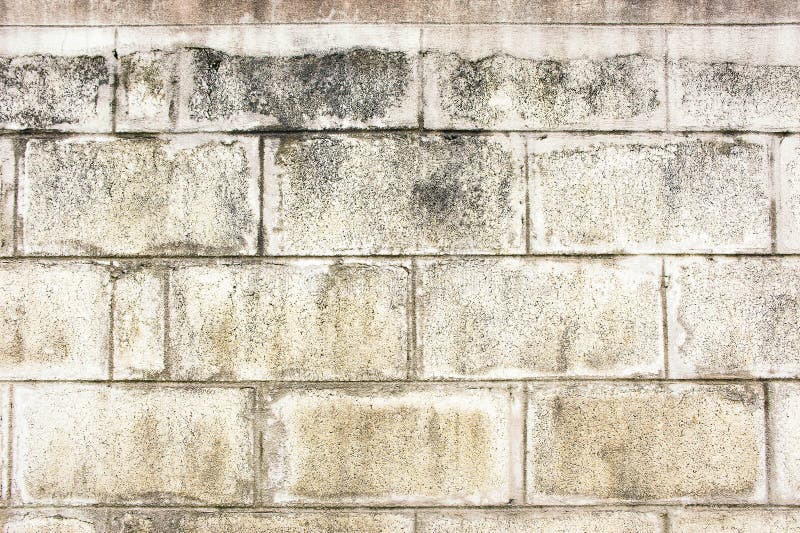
(670, 509, 800, 532)
(417, 510, 664, 533)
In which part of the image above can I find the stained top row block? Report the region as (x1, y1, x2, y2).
(1, 0, 798, 24)
(3, 26, 800, 132)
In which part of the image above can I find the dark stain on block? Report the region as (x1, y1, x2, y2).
(188, 47, 411, 127)
(0, 54, 109, 128)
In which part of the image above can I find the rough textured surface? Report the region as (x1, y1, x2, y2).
(669, 27, 800, 131)
(527, 383, 765, 503)
(265, 134, 526, 254)
(263, 387, 517, 505)
(667, 257, 800, 378)
(108, 511, 415, 532)
(168, 261, 409, 381)
(417, 510, 664, 532)
(117, 51, 178, 132)
(0, 139, 14, 255)
(529, 135, 771, 253)
(0, 262, 110, 380)
(416, 257, 663, 379)
(0, 511, 101, 533)
(779, 135, 800, 252)
(113, 267, 166, 380)
(19, 136, 259, 256)
(670, 509, 800, 532)
(769, 383, 800, 503)
(423, 26, 664, 130)
(12, 385, 254, 505)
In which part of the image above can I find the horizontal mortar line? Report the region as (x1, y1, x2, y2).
(6, 503, 800, 510)
(1, 129, 798, 137)
(2, 253, 800, 261)
(0, 378, 795, 386)
(5, 22, 800, 28)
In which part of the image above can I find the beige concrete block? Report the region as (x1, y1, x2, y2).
(769, 383, 800, 503)
(669, 27, 800, 131)
(417, 257, 663, 379)
(262, 387, 519, 505)
(0, 140, 14, 255)
(0, 262, 110, 380)
(118, 26, 419, 131)
(527, 383, 766, 503)
(117, 50, 179, 132)
(778, 136, 800, 252)
(168, 261, 409, 381)
(1, 511, 101, 533)
(0, 28, 113, 131)
(667, 257, 800, 378)
(670, 509, 800, 532)
(265, 134, 526, 254)
(19, 135, 260, 256)
(109, 511, 414, 532)
(12, 384, 254, 505)
(423, 26, 665, 130)
(529, 135, 771, 253)
(417, 510, 664, 533)
(113, 267, 166, 380)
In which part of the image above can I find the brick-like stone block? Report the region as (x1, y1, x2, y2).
(117, 26, 419, 131)
(529, 135, 771, 253)
(667, 258, 800, 378)
(1, 511, 101, 533)
(262, 387, 518, 505)
(19, 135, 260, 256)
(265, 134, 526, 254)
(527, 383, 766, 503)
(769, 383, 800, 503)
(12, 385, 254, 505)
(168, 261, 409, 381)
(668, 27, 800, 131)
(670, 509, 800, 532)
(778, 136, 800, 252)
(109, 511, 414, 532)
(423, 26, 665, 130)
(0, 140, 14, 255)
(0, 28, 113, 131)
(113, 267, 166, 380)
(416, 257, 662, 379)
(417, 510, 664, 532)
(0, 262, 110, 380)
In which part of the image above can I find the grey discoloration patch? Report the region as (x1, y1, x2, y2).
(20, 136, 259, 256)
(672, 59, 800, 129)
(167, 261, 408, 381)
(428, 52, 661, 128)
(187, 47, 411, 128)
(530, 135, 771, 253)
(118, 51, 178, 131)
(0, 54, 109, 129)
(417, 258, 663, 379)
(263, 388, 513, 504)
(265, 134, 525, 254)
(528, 383, 765, 503)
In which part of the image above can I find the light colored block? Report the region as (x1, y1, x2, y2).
(417, 510, 664, 533)
(667, 257, 800, 377)
(0, 262, 110, 380)
(417, 257, 663, 379)
(264, 134, 526, 254)
(168, 260, 409, 381)
(113, 267, 166, 380)
(12, 384, 254, 505)
(0, 28, 113, 131)
(528, 383, 766, 503)
(670, 509, 800, 532)
(262, 387, 519, 505)
(118, 26, 420, 131)
(1, 511, 101, 533)
(778, 136, 800, 252)
(19, 135, 260, 256)
(423, 26, 665, 130)
(769, 383, 800, 503)
(0, 140, 14, 255)
(668, 27, 800, 131)
(529, 134, 771, 253)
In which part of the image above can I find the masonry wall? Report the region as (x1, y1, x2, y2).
(1, 1, 800, 531)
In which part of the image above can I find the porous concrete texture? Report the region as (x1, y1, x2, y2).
(0, 4, 798, 530)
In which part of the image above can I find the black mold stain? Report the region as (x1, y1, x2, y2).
(0, 54, 109, 127)
(188, 47, 411, 126)
(434, 52, 660, 126)
(682, 59, 800, 102)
